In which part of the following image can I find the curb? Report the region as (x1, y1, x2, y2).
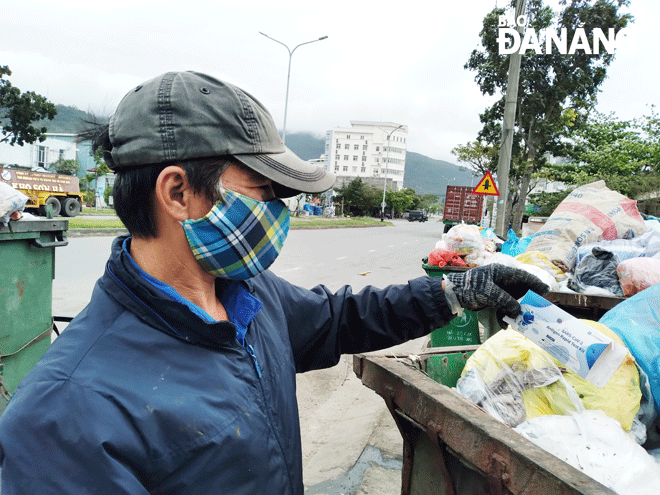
(66, 223, 394, 238)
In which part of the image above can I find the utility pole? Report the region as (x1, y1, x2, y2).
(495, 0, 526, 237)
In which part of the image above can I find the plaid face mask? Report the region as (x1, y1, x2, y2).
(181, 189, 289, 280)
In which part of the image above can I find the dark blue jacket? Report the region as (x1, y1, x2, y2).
(0, 236, 453, 494)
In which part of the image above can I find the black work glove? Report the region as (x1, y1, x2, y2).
(443, 263, 550, 329)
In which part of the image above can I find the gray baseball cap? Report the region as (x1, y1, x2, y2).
(108, 71, 335, 196)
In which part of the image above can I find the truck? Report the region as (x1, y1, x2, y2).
(442, 185, 484, 233)
(407, 210, 428, 222)
(0, 168, 84, 217)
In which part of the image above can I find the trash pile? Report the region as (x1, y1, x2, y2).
(425, 180, 660, 494)
(427, 180, 660, 297)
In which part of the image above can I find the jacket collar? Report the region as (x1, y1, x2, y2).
(99, 236, 245, 349)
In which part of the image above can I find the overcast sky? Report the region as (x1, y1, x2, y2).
(2, 0, 658, 162)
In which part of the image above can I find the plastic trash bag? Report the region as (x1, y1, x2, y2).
(445, 224, 484, 258)
(568, 247, 623, 296)
(617, 257, 660, 297)
(600, 284, 660, 416)
(427, 248, 468, 268)
(576, 230, 660, 264)
(515, 250, 567, 283)
(501, 229, 534, 257)
(515, 410, 660, 495)
(457, 324, 641, 430)
(526, 181, 647, 272)
(484, 253, 557, 291)
(0, 181, 29, 226)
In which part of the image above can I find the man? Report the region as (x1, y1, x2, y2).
(0, 71, 548, 494)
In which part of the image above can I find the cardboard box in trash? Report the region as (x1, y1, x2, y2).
(506, 290, 628, 388)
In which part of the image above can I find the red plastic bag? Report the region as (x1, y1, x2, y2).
(428, 248, 468, 268)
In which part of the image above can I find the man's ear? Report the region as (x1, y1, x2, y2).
(154, 166, 193, 222)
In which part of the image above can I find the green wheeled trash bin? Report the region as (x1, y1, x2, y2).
(0, 218, 68, 414)
(422, 260, 480, 387)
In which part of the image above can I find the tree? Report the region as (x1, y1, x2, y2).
(0, 66, 57, 145)
(334, 178, 381, 216)
(387, 188, 419, 217)
(51, 157, 80, 176)
(465, 0, 632, 231)
(418, 194, 441, 213)
(450, 141, 497, 177)
(541, 109, 660, 199)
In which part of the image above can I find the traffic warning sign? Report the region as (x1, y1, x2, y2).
(472, 171, 499, 196)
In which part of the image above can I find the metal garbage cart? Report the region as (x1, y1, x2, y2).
(0, 218, 68, 414)
(354, 352, 618, 495)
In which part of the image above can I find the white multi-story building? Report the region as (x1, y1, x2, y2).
(324, 121, 408, 191)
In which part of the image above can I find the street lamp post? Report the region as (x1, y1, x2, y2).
(380, 124, 405, 221)
(259, 32, 328, 145)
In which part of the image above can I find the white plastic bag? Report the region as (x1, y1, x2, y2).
(515, 410, 660, 495)
(445, 224, 483, 258)
(0, 182, 29, 226)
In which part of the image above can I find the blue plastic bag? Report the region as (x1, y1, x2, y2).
(501, 229, 534, 257)
(600, 284, 660, 415)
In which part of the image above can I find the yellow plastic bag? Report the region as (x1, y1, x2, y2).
(515, 250, 567, 283)
(458, 322, 641, 430)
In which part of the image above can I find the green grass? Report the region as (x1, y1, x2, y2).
(290, 216, 392, 227)
(66, 215, 391, 229)
(81, 207, 119, 216)
(67, 217, 126, 229)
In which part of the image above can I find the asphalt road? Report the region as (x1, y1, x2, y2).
(51, 218, 445, 494)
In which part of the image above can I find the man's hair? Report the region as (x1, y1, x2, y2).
(85, 123, 229, 239)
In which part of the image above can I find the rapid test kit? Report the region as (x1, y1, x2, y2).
(504, 291, 628, 388)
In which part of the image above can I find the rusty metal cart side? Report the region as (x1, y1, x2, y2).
(354, 353, 617, 495)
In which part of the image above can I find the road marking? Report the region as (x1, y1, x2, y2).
(388, 245, 394, 248)
(368, 250, 376, 253)
(337, 256, 347, 260)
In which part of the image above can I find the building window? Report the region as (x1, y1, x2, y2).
(344, 144, 349, 149)
(363, 145, 367, 150)
(344, 155, 349, 160)
(353, 156, 358, 161)
(376, 146, 380, 152)
(335, 166, 339, 171)
(346, 135, 351, 139)
(353, 145, 359, 150)
(361, 156, 367, 161)
(336, 143, 341, 149)
(360, 135, 364, 139)
(361, 167, 366, 172)
(343, 166, 348, 172)
(37, 146, 47, 167)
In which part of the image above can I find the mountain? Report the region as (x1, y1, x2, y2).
(19, 105, 101, 134)
(23, 106, 476, 199)
(282, 132, 326, 161)
(403, 151, 478, 199)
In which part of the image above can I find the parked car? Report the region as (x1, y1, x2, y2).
(407, 210, 428, 222)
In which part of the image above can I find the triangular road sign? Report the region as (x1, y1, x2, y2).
(472, 171, 500, 196)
